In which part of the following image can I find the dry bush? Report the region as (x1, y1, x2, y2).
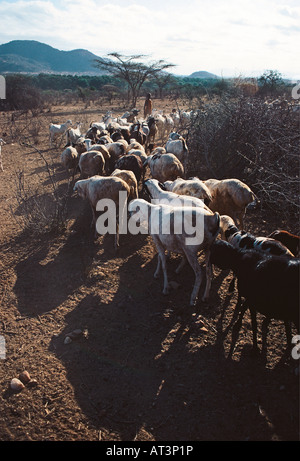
(187, 95, 300, 223)
(1, 110, 43, 145)
(0, 75, 44, 112)
(12, 143, 72, 235)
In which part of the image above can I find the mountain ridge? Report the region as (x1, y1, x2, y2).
(188, 71, 219, 79)
(0, 40, 105, 74)
(0, 40, 220, 78)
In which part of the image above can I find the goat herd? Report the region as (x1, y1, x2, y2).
(49, 107, 300, 360)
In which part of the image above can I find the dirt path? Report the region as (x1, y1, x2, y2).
(0, 100, 298, 441)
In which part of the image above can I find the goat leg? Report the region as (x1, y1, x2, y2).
(153, 238, 170, 295)
(202, 251, 213, 302)
(175, 255, 187, 274)
(250, 306, 259, 354)
(183, 248, 202, 306)
(261, 316, 270, 360)
(228, 301, 247, 359)
(115, 220, 119, 249)
(228, 276, 236, 293)
(154, 254, 161, 279)
(160, 251, 170, 295)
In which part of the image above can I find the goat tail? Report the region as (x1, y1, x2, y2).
(182, 138, 188, 153)
(248, 191, 260, 210)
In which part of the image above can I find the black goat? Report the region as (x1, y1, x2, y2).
(210, 240, 299, 356)
(114, 154, 144, 183)
(220, 215, 293, 256)
(130, 122, 146, 145)
(219, 214, 293, 294)
(268, 230, 300, 257)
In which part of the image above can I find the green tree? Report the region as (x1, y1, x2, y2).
(151, 71, 177, 99)
(0, 74, 43, 111)
(258, 70, 284, 96)
(94, 53, 175, 107)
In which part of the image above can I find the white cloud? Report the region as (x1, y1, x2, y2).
(0, 0, 299, 78)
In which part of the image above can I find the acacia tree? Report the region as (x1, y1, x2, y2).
(150, 71, 177, 99)
(258, 70, 284, 96)
(94, 52, 175, 107)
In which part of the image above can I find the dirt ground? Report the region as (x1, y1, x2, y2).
(0, 97, 299, 442)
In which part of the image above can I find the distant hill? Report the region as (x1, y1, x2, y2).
(0, 40, 106, 74)
(188, 71, 219, 79)
(0, 41, 221, 79)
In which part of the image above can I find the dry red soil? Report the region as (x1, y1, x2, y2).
(0, 98, 298, 442)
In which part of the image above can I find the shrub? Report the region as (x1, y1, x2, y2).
(187, 95, 300, 221)
(0, 74, 44, 111)
(13, 143, 71, 235)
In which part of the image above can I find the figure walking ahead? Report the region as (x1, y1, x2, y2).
(144, 93, 153, 118)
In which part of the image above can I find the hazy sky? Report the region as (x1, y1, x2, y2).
(0, 0, 299, 79)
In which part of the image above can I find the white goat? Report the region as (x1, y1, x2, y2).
(153, 113, 166, 139)
(89, 120, 106, 132)
(152, 113, 174, 140)
(78, 150, 106, 178)
(162, 114, 174, 139)
(85, 142, 111, 173)
(165, 136, 189, 165)
(150, 146, 166, 155)
(144, 152, 184, 183)
(66, 122, 82, 146)
(49, 120, 72, 146)
(117, 117, 132, 127)
(61, 146, 79, 179)
(128, 198, 220, 305)
(126, 140, 145, 153)
(203, 178, 258, 229)
(164, 177, 212, 206)
(111, 168, 138, 201)
(0, 138, 6, 172)
(127, 148, 147, 164)
(180, 110, 192, 125)
(143, 179, 211, 211)
(73, 175, 130, 248)
(104, 142, 125, 158)
(114, 138, 129, 150)
(170, 110, 180, 129)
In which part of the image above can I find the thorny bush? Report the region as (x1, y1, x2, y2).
(186, 95, 300, 224)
